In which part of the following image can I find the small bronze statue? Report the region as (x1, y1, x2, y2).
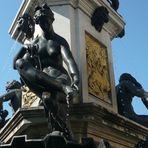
(91, 6, 109, 32)
(116, 73, 148, 127)
(106, 0, 119, 11)
(17, 13, 35, 39)
(0, 109, 8, 129)
(136, 136, 148, 148)
(116, 28, 125, 38)
(0, 80, 22, 113)
(14, 3, 79, 140)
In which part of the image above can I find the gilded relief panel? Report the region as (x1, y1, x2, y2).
(22, 85, 40, 107)
(85, 32, 111, 103)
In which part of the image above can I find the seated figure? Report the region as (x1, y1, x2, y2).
(116, 73, 148, 127)
(13, 3, 79, 140)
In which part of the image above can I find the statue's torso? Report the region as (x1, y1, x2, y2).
(116, 82, 135, 117)
(37, 36, 62, 66)
(34, 36, 68, 79)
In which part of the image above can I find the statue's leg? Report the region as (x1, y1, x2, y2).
(42, 92, 58, 132)
(42, 92, 58, 116)
(15, 59, 71, 94)
(10, 91, 22, 112)
(42, 91, 72, 139)
(42, 92, 66, 132)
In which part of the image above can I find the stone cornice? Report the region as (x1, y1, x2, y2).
(9, 0, 125, 42)
(0, 103, 146, 145)
(70, 103, 148, 141)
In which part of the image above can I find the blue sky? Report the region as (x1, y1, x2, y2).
(0, 0, 148, 116)
(0, 0, 22, 115)
(112, 1, 148, 115)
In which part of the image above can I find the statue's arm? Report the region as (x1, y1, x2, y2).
(141, 98, 148, 109)
(0, 90, 19, 102)
(141, 92, 148, 109)
(61, 39, 79, 90)
(124, 81, 148, 109)
(122, 81, 144, 97)
(133, 88, 145, 97)
(13, 47, 26, 69)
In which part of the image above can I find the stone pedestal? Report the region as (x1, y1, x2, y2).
(9, 0, 124, 112)
(0, 107, 48, 144)
(1, 105, 148, 147)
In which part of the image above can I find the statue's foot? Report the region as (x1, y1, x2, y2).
(63, 85, 73, 96)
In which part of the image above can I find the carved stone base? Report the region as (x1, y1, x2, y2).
(0, 134, 105, 148)
(0, 104, 147, 147)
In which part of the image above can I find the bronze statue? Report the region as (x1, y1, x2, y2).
(116, 73, 148, 127)
(107, 0, 119, 11)
(0, 109, 8, 129)
(13, 3, 79, 140)
(0, 80, 22, 113)
(91, 6, 109, 32)
(136, 136, 148, 148)
(17, 13, 35, 39)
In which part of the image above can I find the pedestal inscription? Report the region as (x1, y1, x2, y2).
(85, 32, 111, 103)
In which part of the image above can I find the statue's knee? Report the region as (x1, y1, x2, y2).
(42, 92, 56, 112)
(15, 59, 25, 70)
(42, 92, 51, 104)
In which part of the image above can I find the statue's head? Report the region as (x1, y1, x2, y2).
(1, 110, 8, 118)
(6, 80, 22, 91)
(17, 13, 35, 39)
(34, 3, 54, 25)
(119, 73, 142, 89)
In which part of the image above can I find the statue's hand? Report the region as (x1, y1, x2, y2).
(71, 80, 79, 92)
(144, 92, 148, 98)
(141, 98, 148, 109)
(27, 44, 39, 56)
(71, 74, 79, 92)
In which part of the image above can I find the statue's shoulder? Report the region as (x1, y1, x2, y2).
(116, 80, 130, 91)
(55, 34, 69, 47)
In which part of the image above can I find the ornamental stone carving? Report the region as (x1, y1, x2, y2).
(85, 32, 111, 102)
